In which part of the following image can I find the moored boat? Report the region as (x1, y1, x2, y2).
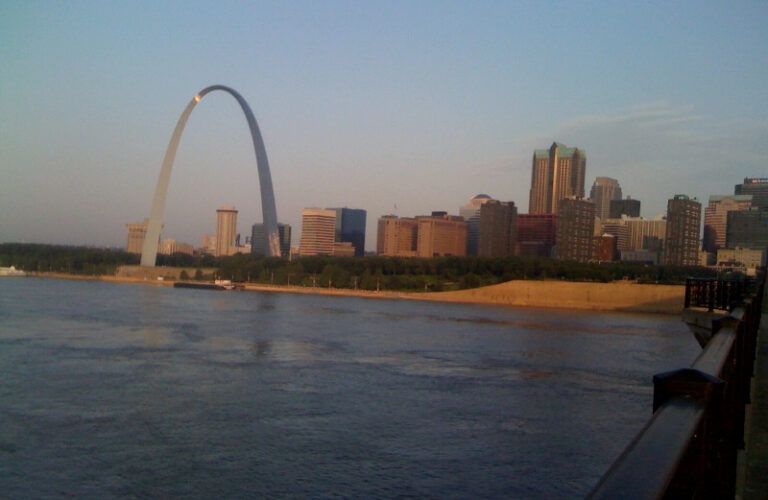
(0, 266, 26, 277)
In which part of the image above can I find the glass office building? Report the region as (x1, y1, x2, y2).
(331, 208, 367, 256)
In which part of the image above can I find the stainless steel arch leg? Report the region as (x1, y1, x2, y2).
(140, 85, 280, 267)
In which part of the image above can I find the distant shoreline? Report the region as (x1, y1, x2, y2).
(26, 272, 684, 315)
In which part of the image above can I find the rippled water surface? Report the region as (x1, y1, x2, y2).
(0, 278, 698, 498)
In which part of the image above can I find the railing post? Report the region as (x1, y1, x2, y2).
(719, 279, 726, 311)
(652, 368, 728, 497)
(653, 368, 724, 413)
(708, 280, 716, 312)
(684, 278, 692, 309)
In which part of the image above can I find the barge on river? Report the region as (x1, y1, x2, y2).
(173, 280, 241, 291)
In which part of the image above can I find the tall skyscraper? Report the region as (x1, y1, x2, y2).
(125, 219, 149, 254)
(299, 208, 337, 256)
(252, 223, 292, 257)
(377, 216, 418, 257)
(529, 142, 586, 215)
(556, 198, 596, 262)
(702, 195, 752, 253)
(459, 194, 493, 255)
(416, 213, 468, 257)
(664, 195, 701, 266)
(590, 177, 622, 220)
(609, 198, 641, 218)
(215, 206, 238, 257)
(517, 214, 557, 257)
(331, 208, 367, 256)
(735, 178, 768, 209)
(477, 200, 518, 258)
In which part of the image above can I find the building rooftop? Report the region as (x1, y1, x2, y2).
(533, 142, 586, 159)
(593, 177, 620, 186)
(709, 194, 753, 203)
(672, 194, 697, 201)
(743, 177, 768, 184)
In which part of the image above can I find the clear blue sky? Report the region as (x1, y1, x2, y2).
(1, 1, 766, 250)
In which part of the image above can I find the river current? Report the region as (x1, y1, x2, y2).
(0, 278, 698, 498)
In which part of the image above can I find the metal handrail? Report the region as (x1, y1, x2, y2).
(691, 327, 736, 376)
(684, 277, 754, 312)
(588, 272, 765, 499)
(588, 399, 705, 499)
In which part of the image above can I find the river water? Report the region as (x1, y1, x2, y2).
(0, 277, 699, 498)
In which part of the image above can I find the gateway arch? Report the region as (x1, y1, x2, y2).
(140, 85, 280, 266)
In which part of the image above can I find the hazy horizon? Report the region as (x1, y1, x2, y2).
(2, 1, 767, 251)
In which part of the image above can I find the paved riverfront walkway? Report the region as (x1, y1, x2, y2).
(742, 291, 768, 499)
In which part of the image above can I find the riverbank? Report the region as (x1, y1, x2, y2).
(27, 272, 175, 287)
(26, 272, 684, 314)
(414, 279, 684, 314)
(242, 280, 683, 314)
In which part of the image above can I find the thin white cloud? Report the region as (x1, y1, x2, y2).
(560, 102, 700, 131)
(541, 102, 768, 217)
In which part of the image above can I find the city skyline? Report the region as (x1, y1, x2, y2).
(2, 2, 767, 250)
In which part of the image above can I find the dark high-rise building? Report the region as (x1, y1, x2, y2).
(735, 178, 768, 209)
(251, 223, 291, 257)
(609, 198, 641, 218)
(590, 177, 622, 220)
(726, 209, 768, 250)
(517, 214, 557, 257)
(331, 208, 367, 256)
(664, 195, 701, 266)
(644, 236, 664, 252)
(477, 200, 518, 258)
(529, 142, 586, 215)
(556, 198, 596, 263)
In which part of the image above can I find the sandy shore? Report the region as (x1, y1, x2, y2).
(415, 279, 684, 314)
(27, 272, 684, 314)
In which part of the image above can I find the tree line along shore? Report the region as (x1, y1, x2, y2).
(0, 243, 723, 293)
